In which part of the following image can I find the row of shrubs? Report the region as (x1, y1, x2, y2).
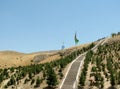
(79, 40, 120, 88)
(0, 43, 95, 88)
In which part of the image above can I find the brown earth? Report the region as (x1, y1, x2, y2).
(0, 43, 90, 69)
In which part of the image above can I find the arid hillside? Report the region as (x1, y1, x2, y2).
(1, 33, 120, 89)
(0, 43, 91, 69)
(0, 39, 95, 89)
(79, 34, 120, 89)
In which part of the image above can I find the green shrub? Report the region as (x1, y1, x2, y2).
(7, 76, 15, 86)
(31, 78, 35, 85)
(46, 64, 58, 87)
(24, 78, 30, 84)
(34, 77, 42, 88)
(91, 66, 97, 72)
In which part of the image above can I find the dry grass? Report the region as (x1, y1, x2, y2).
(0, 50, 57, 69)
(0, 43, 91, 69)
(0, 35, 120, 89)
(0, 36, 105, 69)
(105, 35, 120, 44)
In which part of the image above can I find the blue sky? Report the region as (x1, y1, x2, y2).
(0, 0, 120, 53)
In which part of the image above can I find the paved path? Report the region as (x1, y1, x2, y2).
(59, 39, 107, 89)
(59, 55, 85, 89)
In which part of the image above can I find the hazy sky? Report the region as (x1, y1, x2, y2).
(0, 0, 120, 53)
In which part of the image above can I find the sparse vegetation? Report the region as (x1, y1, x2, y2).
(79, 37, 120, 89)
(34, 77, 42, 88)
(7, 76, 16, 86)
(31, 78, 35, 85)
(1, 34, 120, 89)
(0, 43, 94, 88)
(0, 41, 95, 88)
(5, 35, 120, 89)
(111, 32, 120, 37)
(79, 50, 93, 86)
(46, 64, 58, 88)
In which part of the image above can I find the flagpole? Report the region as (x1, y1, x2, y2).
(75, 32, 77, 58)
(75, 46, 77, 58)
(61, 42, 65, 58)
(75, 32, 79, 58)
